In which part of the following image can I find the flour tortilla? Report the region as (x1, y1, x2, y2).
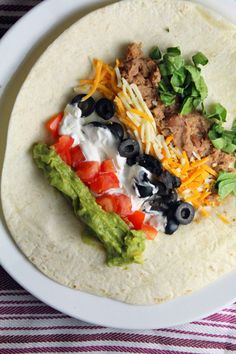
(1, 0, 236, 305)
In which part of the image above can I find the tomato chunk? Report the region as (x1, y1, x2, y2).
(89, 172, 119, 194)
(53, 135, 74, 166)
(127, 211, 145, 230)
(45, 112, 63, 138)
(76, 161, 100, 184)
(71, 145, 85, 169)
(112, 194, 132, 216)
(96, 195, 114, 213)
(54, 135, 74, 151)
(100, 160, 116, 173)
(141, 224, 158, 240)
(96, 194, 132, 217)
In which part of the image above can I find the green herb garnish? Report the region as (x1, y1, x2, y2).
(206, 104, 236, 155)
(192, 52, 209, 67)
(206, 103, 227, 123)
(216, 171, 236, 199)
(150, 45, 236, 159)
(150, 46, 162, 61)
(154, 46, 208, 114)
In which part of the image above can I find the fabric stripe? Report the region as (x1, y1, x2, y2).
(0, 347, 198, 354)
(0, 15, 20, 24)
(0, 300, 41, 304)
(0, 341, 232, 353)
(193, 320, 236, 330)
(0, 305, 60, 315)
(0, 0, 42, 39)
(1, 333, 236, 349)
(158, 328, 236, 341)
(0, 5, 37, 11)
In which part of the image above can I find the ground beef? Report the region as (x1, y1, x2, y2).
(119, 43, 161, 109)
(165, 111, 235, 172)
(120, 43, 235, 172)
(166, 112, 211, 158)
(207, 149, 235, 173)
(153, 101, 180, 134)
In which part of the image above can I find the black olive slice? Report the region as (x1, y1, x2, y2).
(87, 122, 106, 128)
(159, 171, 174, 190)
(172, 175, 181, 188)
(118, 139, 140, 158)
(165, 219, 179, 235)
(174, 202, 195, 225)
(138, 171, 149, 183)
(135, 184, 153, 198)
(71, 94, 96, 117)
(154, 181, 168, 196)
(127, 157, 137, 166)
(95, 98, 115, 120)
(107, 123, 124, 141)
(137, 154, 162, 176)
(151, 201, 169, 213)
(162, 189, 178, 205)
(149, 195, 169, 213)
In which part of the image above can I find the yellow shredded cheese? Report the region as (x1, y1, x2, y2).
(217, 213, 231, 224)
(199, 207, 210, 218)
(81, 60, 103, 101)
(77, 57, 219, 212)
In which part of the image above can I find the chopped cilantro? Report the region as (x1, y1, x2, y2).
(155, 46, 209, 114)
(166, 47, 181, 56)
(192, 52, 209, 67)
(206, 104, 236, 155)
(149, 46, 162, 61)
(216, 172, 236, 200)
(206, 103, 227, 123)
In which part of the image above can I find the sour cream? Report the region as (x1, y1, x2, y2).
(59, 104, 83, 146)
(148, 213, 167, 233)
(59, 104, 164, 223)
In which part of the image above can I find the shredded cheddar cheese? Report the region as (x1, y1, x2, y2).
(76, 57, 219, 212)
(217, 213, 231, 224)
(75, 59, 121, 100)
(199, 207, 210, 218)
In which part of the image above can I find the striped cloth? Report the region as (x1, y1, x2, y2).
(0, 0, 42, 37)
(1, 268, 236, 353)
(0, 1, 236, 353)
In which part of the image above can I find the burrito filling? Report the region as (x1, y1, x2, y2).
(33, 43, 236, 266)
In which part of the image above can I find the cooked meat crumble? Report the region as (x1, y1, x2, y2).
(119, 43, 161, 109)
(120, 43, 236, 172)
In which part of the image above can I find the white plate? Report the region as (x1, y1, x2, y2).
(0, 0, 236, 330)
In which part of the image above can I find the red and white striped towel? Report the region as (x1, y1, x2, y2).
(1, 267, 236, 353)
(1, 1, 236, 353)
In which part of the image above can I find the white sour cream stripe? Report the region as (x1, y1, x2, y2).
(59, 104, 165, 231)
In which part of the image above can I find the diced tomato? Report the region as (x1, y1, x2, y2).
(59, 149, 72, 166)
(54, 135, 74, 152)
(127, 211, 145, 230)
(121, 216, 131, 225)
(112, 194, 132, 216)
(45, 112, 63, 138)
(71, 145, 85, 169)
(89, 172, 119, 194)
(76, 161, 100, 184)
(96, 194, 132, 217)
(141, 224, 158, 240)
(53, 135, 74, 166)
(96, 195, 114, 213)
(100, 160, 116, 173)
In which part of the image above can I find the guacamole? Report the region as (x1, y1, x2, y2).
(33, 143, 145, 266)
